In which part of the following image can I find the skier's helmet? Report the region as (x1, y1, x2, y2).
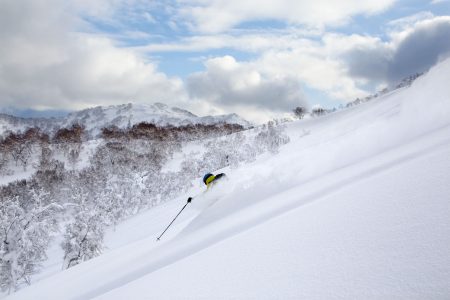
(203, 173, 214, 185)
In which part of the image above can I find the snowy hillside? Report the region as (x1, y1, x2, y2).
(61, 103, 252, 137)
(6, 58, 450, 300)
(0, 114, 60, 137)
(0, 102, 251, 138)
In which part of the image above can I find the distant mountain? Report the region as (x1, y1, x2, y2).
(0, 103, 252, 138)
(0, 114, 60, 136)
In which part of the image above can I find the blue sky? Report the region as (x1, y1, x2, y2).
(1, 0, 450, 123)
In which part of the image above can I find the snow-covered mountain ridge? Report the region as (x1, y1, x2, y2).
(0, 114, 60, 137)
(5, 58, 450, 300)
(0, 103, 251, 138)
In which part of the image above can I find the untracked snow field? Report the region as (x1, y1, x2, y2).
(6, 58, 450, 299)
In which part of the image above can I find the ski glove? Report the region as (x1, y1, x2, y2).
(187, 197, 193, 203)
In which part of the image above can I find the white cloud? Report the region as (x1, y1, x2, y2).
(138, 29, 371, 103)
(387, 11, 435, 30)
(175, 0, 397, 33)
(256, 47, 368, 101)
(342, 16, 450, 83)
(143, 12, 157, 24)
(431, 0, 450, 4)
(0, 0, 187, 111)
(153, 31, 372, 103)
(137, 28, 321, 53)
(153, 14, 450, 105)
(187, 56, 308, 122)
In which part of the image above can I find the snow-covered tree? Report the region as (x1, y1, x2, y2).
(0, 148, 9, 175)
(201, 132, 250, 170)
(61, 207, 106, 269)
(293, 106, 307, 119)
(255, 121, 290, 154)
(68, 146, 81, 168)
(0, 193, 61, 293)
(311, 105, 327, 117)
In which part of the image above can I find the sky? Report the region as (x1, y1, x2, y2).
(0, 0, 449, 123)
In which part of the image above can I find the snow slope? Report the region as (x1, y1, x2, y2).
(7, 58, 450, 299)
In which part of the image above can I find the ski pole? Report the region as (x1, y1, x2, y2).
(156, 197, 192, 241)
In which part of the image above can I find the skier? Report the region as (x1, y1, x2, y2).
(203, 172, 226, 188)
(187, 172, 226, 203)
(157, 172, 227, 240)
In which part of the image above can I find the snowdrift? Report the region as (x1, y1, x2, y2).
(7, 58, 450, 299)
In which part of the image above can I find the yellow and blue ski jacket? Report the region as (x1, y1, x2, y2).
(204, 173, 226, 188)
